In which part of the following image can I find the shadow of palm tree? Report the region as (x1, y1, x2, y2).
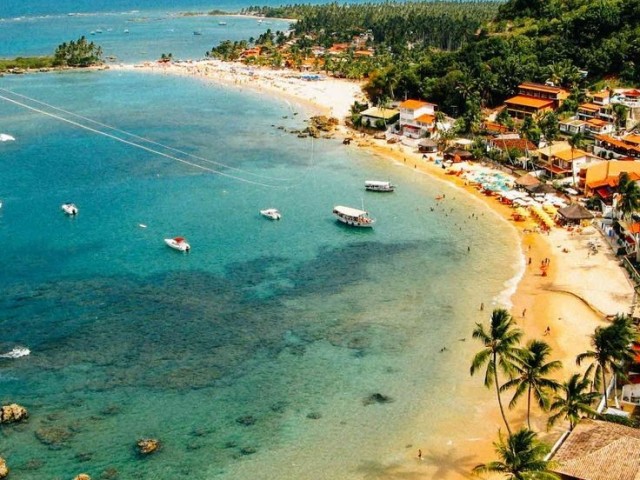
(355, 447, 478, 480)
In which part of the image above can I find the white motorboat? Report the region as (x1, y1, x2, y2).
(61, 203, 78, 215)
(365, 180, 395, 192)
(165, 237, 190, 252)
(333, 205, 375, 227)
(260, 208, 281, 220)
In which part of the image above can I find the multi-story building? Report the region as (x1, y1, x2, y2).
(398, 99, 437, 138)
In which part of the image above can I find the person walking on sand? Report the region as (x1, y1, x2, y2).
(522, 308, 526, 317)
(544, 326, 550, 336)
(418, 449, 422, 460)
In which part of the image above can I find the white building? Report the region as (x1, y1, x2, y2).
(398, 99, 437, 138)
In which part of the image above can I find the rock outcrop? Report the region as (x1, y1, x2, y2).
(0, 457, 8, 478)
(0, 403, 28, 423)
(73, 474, 91, 480)
(136, 438, 160, 455)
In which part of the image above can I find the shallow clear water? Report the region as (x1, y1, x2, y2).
(0, 3, 521, 479)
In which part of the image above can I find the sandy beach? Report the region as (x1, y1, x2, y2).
(113, 59, 636, 477)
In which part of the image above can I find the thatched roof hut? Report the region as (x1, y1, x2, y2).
(515, 173, 540, 188)
(557, 203, 594, 222)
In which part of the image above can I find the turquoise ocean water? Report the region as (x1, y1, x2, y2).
(0, 3, 521, 479)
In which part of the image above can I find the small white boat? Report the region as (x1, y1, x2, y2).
(365, 180, 395, 192)
(333, 205, 375, 228)
(218, 21, 227, 25)
(0, 133, 15, 142)
(61, 203, 78, 215)
(260, 208, 281, 220)
(164, 236, 190, 252)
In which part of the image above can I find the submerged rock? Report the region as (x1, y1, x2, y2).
(73, 474, 91, 480)
(235, 415, 256, 426)
(35, 426, 73, 448)
(1, 403, 28, 423)
(136, 438, 160, 455)
(363, 393, 393, 406)
(0, 457, 8, 478)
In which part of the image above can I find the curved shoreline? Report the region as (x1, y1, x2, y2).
(92, 60, 637, 476)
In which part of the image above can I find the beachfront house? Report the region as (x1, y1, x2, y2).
(487, 137, 537, 168)
(594, 133, 640, 160)
(534, 141, 598, 184)
(504, 82, 569, 120)
(359, 107, 399, 129)
(398, 99, 437, 138)
(549, 418, 640, 480)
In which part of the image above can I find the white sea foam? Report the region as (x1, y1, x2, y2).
(0, 347, 30, 358)
(494, 246, 526, 309)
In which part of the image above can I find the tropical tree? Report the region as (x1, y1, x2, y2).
(501, 340, 562, 429)
(576, 314, 636, 406)
(471, 308, 523, 436)
(473, 428, 559, 480)
(616, 171, 640, 220)
(547, 373, 599, 430)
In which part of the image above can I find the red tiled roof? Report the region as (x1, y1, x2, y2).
(519, 82, 567, 94)
(415, 113, 435, 124)
(587, 118, 609, 127)
(491, 138, 536, 151)
(399, 99, 430, 110)
(544, 164, 571, 174)
(579, 103, 601, 112)
(505, 96, 554, 109)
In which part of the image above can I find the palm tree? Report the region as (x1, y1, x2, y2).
(501, 340, 562, 429)
(576, 314, 635, 406)
(547, 373, 599, 430)
(616, 172, 640, 221)
(473, 428, 559, 480)
(471, 308, 523, 436)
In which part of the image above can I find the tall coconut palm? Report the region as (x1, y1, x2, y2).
(473, 428, 559, 480)
(471, 308, 523, 436)
(501, 340, 562, 430)
(576, 314, 635, 406)
(547, 373, 599, 430)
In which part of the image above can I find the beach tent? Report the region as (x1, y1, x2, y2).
(557, 204, 594, 224)
(515, 173, 540, 189)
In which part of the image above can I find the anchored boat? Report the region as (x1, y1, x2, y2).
(61, 203, 78, 215)
(164, 237, 190, 252)
(260, 208, 281, 220)
(333, 205, 375, 228)
(365, 180, 395, 192)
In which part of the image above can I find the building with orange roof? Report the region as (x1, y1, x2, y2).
(580, 159, 640, 196)
(535, 141, 600, 182)
(504, 95, 554, 119)
(591, 90, 611, 106)
(504, 82, 569, 120)
(398, 99, 437, 138)
(594, 134, 640, 159)
(585, 118, 614, 137)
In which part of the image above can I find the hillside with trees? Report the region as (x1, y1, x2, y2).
(226, 0, 640, 121)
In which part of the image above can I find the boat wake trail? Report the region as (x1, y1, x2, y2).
(0, 88, 291, 188)
(0, 347, 30, 359)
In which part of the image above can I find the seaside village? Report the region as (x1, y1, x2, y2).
(351, 82, 640, 472)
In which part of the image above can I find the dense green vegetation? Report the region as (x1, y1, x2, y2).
(231, 0, 640, 119)
(0, 57, 54, 72)
(53, 36, 103, 67)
